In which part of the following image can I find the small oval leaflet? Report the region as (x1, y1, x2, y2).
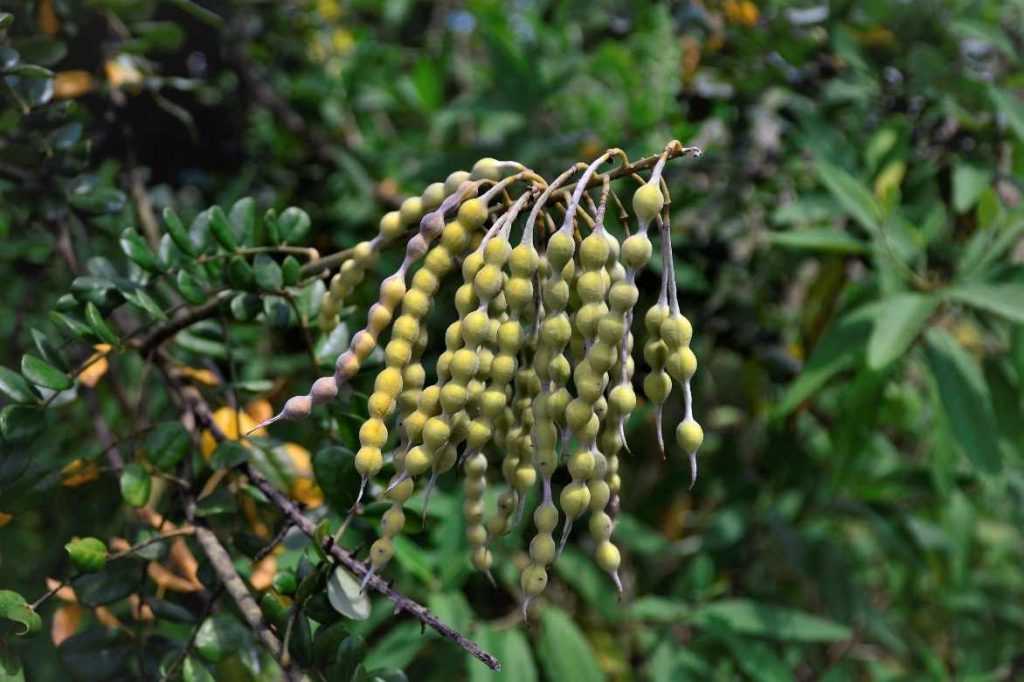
(327, 566, 371, 621)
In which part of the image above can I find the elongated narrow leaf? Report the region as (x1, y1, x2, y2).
(691, 599, 851, 643)
(773, 305, 874, 416)
(468, 626, 537, 682)
(814, 160, 880, 233)
(766, 228, 868, 255)
(163, 207, 196, 256)
(537, 607, 604, 682)
(85, 303, 119, 346)
(866, 292, 937, 369)
(925, 329, 995, 473)
(947, 283, 1024, 324)
(923, 329, 1001, 473)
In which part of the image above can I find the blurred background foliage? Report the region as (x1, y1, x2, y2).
(1, 0, 1024, 680)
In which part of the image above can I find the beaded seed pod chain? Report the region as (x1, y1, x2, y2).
(250, 141, 705, 616)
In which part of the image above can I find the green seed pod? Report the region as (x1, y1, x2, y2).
(529, 534, 557, 564)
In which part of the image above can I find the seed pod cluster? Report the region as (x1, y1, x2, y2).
(258, 143, 704, 616)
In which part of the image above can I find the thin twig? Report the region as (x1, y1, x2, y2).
(245, 463, 503, 672)
(190, 517, 301, 681)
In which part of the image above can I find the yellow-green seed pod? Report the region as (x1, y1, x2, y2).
(520, 564, 548, 596)
(471, 157, 502, 181)
(643, 371, 672, 403)
(369, 538, 395, 568)
(667, 347, 698, 382)
(379, 211, 403, 242)
(529, 534, 557, 564)
(445, 170, 471, 195)
(382, 507, 406, 536)
(633, 183, 664, 224)
(457, 198, 488, 229)
(421, 182, 446, 210)
(560, 482, 591, 519)
(359, 418, 388, 448)
(534, 503, 559, 533)
(677, 419, 704, 453)
(661, 315, 693, 348)
(405, 446, 432, 476)
(399, 197, 423, 226)
(546, 231, 575, 270)
(385, 339, 413, 367)
(595, 541, 621, 573)
(355, 447, 383, 477)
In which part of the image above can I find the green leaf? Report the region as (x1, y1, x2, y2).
(468, 627, 536, 682)
(946, 283, 1024, 324)
(866, 292, 937, 370)
(163, 207, 196, 256)
(313, 446, 360, 513)
(691, 599, 851, 642)
(226, 256, 255, 289)
(0, 590, 41, 637)
(0, 13, 12, 31)
(123, 289, 167, 321)
(990, 86, 1024, 143)
(120, 463, 151, 507)
(119, 229, 160, 272)
(73, 561, 140, 607)
(66, 537, 109, 573)
(952, 163, 992, 214)
(923, 328, 1001, 473)
(773, 306, 873, 416)
(182, 657, 215, 682)
(229, 292, 261, 321)
(253, 255, 283, 291)
(211, 440, 249, 469)
(58, 628, 130, 678)
(278, 207, 311, 244)
(282, 255, 301, 286)
(85, 302, 119, 346)
(195, 613, 252, 663)
(145, 421, 190, 471)
(50, 312, 94, 339)
(229, 198, 256, 245)
(21, 353, 71, 390)
(538, 607, 604, 682)
(0, 366, 37, 403)
(362, 622, 427, 671)
(208, 206, 238, 251)
(814, 159, 881, 233)
(765, 228, 868, 255)
(0, 405, 44, 441)
(146, 596, 197, 623)
(327, 567, 371, 621)
(176, 270, 206, 305)
(68, 186, 127, 214)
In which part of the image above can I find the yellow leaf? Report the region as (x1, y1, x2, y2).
(250, 555, 277, 591)
(51, 604, 82, 646)
(0, 512, 12, 527)
(38, 0, 60, 36)
(200, 407, 265, 459)
(245, 399, 273, 425)
(174, 366, 220, 386)
(79, 345, 111, 388)
(61, 459, 100, 487)
(53, 71, 94, 100)
(874, 160, 906, 202)
(105, 55, 144, 90)
(291, 478, 324, 508)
